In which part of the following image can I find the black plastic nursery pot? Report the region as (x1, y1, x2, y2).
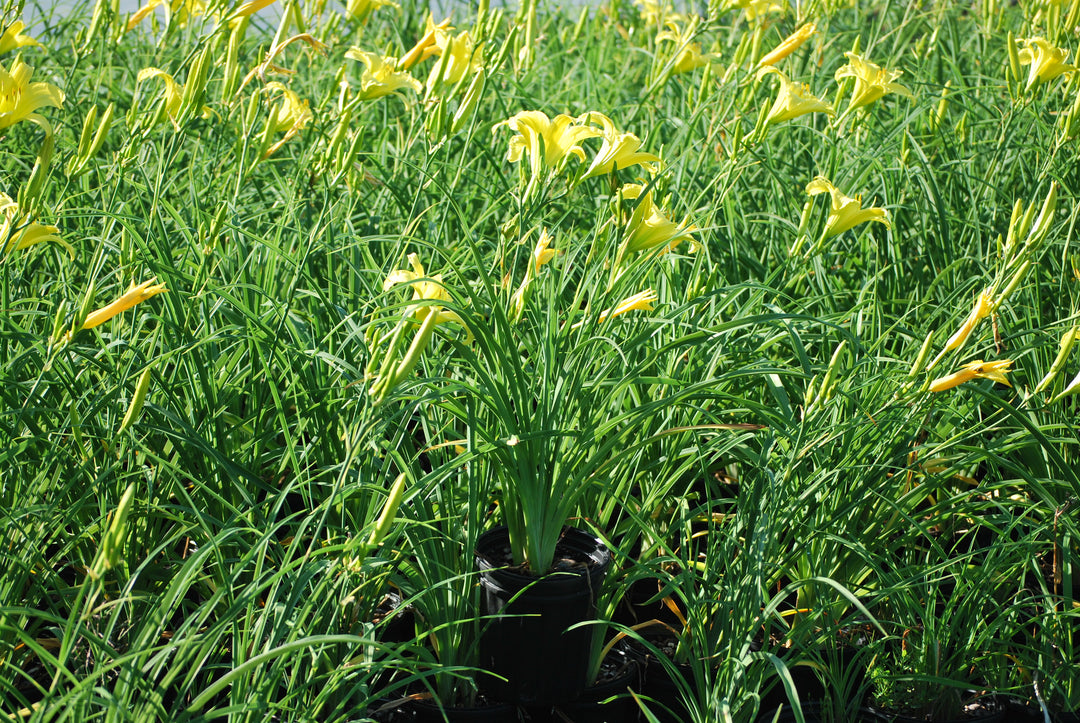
(864, 694, 1016, 723)
(475, 526, 611, 706)
(630, 633, 695, 723)
(554, 640, 643, 723)
(410, 698, 518, 722)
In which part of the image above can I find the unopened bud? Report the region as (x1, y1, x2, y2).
(1035, 326, 1078, 394)
(118, 365, 154, 434)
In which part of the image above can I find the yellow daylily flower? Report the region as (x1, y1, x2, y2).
(230, 0, 277, 20)
(345, 0, 399, 22)
(383, 253, 466, 327)
(581, 114, 661, 179)
(617, 183, 697, 256)
(136, 67, 212, 128)
(370, 254, 469, 402)
(657, 18, 720, 75)
(263, 82, 311, 157)
(399, 15, 453, 71)
(137, 68, 181, 124)
(265, 83, 311, 131)
(757, 22, 815, 68)
(530, 228, 557, 274)
(724, 0, 786, 21)
(635, 0, 672, 26)
(835, 51, 914, 111)
(345, 49, 423, 101)
(81, 279, 168, 331)
(4, 221, 64, 255)
(757, 66, 833, 124)
(0, 60, 64, 134)
(426, 29, 483, 93)
(0, 193, 71, 257)
(668, 42, 720, 74)
(0, 21, 42, 55)
(929, 359, 1013, 393)
(593, 290, 659, 324)
(1017, 37, 1076, 90)
(495, 111, 601, 183)
(805, 176, 890, 237)
(126, 0, 206, 32)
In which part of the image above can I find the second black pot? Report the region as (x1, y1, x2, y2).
(475, 526, 611, 706)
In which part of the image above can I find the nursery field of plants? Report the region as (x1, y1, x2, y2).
(1, 0, 1079, 720)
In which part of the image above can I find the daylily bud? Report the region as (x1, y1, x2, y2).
(757, 23, 815, 68)
(451, 67, 485, 134)
(78, 279, 168, 333)
(1007, 32, 1022, 94)
(71, 280, 97, 338)
(74, 104, 100, 163)
(370, 310, 439, 404)
(1062, 83, 1080, 141)
(222, 20, 245, 100)
(1035, 326, 1077, 394)
(819, 340, 847, 403)
(1050, 369, 1080, 403)
(368, 473, 408, 548)
(789, 199, 814, 255)
(118, 365, 154, 435)
(993, 258, 1031, 312)
(178, 46, 212, 126)
(18, 132, 54, 214)
(91, 483, 136, 579)
(908, 330, 935, 377)
(804, 374, 819, 409)
(931, 80, 951, 132)
(1002, 198, 1025, 259)
(49, 300, 68, 349)
(68, 103, 115, 176)
(1025, 181, 1058, 253)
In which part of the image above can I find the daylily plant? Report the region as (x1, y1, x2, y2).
(126, 0, 206, 32)
(615, 183, 698, 262)
(805, 176, 890, 237)
(757, 66, 833, 125)
(369, 254, 468, 403)
(0, 193, 68, 257)
(495, 111, 601, 189)
(581, 113, 661, 179)
(425, 29, 483, 96)
(656, 17, 720, 75)
(835, 51, 914, 112)
(929, 359, 1013, 392)
(345, 0, 399, 22)
(262, 82, 311, 157)
(0, 60, 64, 134)
(0, 21, 42, 55)
(346, 49, 423, 101)
(136, 67, 211, 128)
(1017, 37, 1076, 90)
